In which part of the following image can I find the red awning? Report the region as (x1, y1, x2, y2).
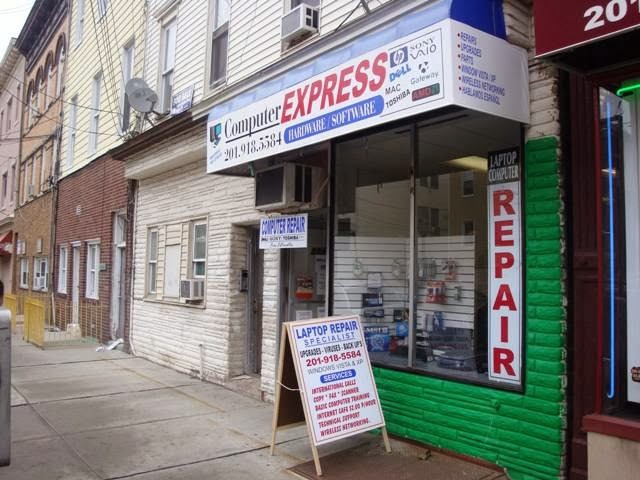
(0, 231, 13, 256)
(534, 0, 640, 57)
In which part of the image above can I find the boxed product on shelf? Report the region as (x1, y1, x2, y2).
(363, 325, 390, 352)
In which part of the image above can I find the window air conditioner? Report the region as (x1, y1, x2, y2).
(254, 163, 326, 212)
(281, 2, 319, 45)
(35, 276, 46, 290)
(180, 278, 205, 301)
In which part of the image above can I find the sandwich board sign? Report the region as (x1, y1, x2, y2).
(270, 315, 390, 476)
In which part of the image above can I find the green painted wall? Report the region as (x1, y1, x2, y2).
(374, 137, 566, 480)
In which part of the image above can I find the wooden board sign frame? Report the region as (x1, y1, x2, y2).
(270, 315, 390, 476)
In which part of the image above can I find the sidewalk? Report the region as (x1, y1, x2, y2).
(2, 336, 508, 479)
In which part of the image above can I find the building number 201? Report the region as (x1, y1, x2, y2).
(584, 0, 639, 31)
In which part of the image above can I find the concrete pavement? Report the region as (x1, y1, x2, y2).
(2, 336, 508, 479)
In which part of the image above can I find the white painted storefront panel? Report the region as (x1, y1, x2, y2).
(207, 19, 529, 173)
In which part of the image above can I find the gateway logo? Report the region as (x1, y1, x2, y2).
(209, 123, 222, 146)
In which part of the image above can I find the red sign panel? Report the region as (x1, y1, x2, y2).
(534, 0, 640, 56)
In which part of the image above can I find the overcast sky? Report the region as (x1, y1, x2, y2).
(0, 0, 36, 58)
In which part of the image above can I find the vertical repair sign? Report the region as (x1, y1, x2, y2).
(487, 147, 522, 385)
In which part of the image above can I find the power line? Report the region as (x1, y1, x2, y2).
(0, 134, 52, 142)
(88, 0, 123, 137)
(0, 4, 31, 15)
(2, 86, 120, 138)
(0, 65, 123, 115)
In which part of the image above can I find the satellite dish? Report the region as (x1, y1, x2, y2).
(125, 78, 158, 114)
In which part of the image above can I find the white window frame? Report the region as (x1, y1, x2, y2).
(6, 99, 12, 132)
(33, 257, 48, 291)
(28, 84, 38, 127)
(159, 18, 177, 113)
(75, 0, 85, 47)
(14, 86, 20, 123)
(208, 0, 230, 88)
(191, 221, 207, 278)
(1, 172, 7, 207)
(97, 0, 108, 18)
(38, 75, 45, 113)
(147, 229, 158, 295)
(26, 158, 34, 198)
(67, 96, 77, 167)
(120, 42, 134, 131)
(46, 61, 54, 106)
(19, 257, 28, 289)
(10, 164, 15, 206)
(56, 45, 65, 97)
(85, 242, 100, 299)
(58, 245, 68, 294)
(89, 72, 101, 154)
(40, 147, 49, 192)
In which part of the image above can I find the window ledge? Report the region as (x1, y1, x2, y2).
(205, 79, 227, 98)
(142, 296, 206, 309)
(583, 414, 640, 442)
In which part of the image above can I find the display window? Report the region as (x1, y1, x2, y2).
(598, 84, 640, 410)
(331, 110, 522, 387)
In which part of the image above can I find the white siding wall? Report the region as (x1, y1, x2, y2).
(61, 0, 146, 177)
(144, 0, 209, 110)
(142, 0, 395, 114)
(129, 127, 280, 393)
(226, 0, 393, 86)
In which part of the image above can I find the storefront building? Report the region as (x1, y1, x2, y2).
(202, 1, 565, 478)
(120, 1, 565, 477)
(533, 2, 640, 479)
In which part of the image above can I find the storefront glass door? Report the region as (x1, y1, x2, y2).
(283, 212, 328, 323)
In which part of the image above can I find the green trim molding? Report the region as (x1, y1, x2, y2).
(373, 137, 566, 480)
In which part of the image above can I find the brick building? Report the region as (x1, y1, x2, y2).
(50, 0, 146, 344)
(13, 0, 68, 298)
(53, 156, 128, 341)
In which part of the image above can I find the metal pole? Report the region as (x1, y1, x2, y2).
(0, 307, 12, 466)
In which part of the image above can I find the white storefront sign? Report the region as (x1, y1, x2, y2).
(487, 147, 522, 385)
(259, 213, 308, 249)
(207, 19, 529, 173)
(286, 315, 385, 445)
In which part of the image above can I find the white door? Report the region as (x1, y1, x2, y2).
(111, 214, 126, 339)
(72, 245, 80, 323)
